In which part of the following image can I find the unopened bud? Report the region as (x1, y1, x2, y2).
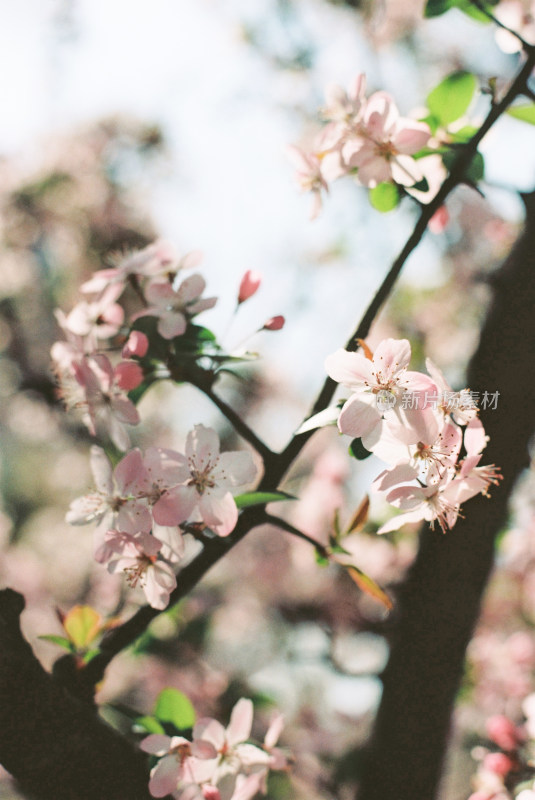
(486, 715, 520, 751)
(114, 361, 144, 391)
(263, 315, 285, 331)
(122, 330, 149, 359)
(238, 270, 262, 304)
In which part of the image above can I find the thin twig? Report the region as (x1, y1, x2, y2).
(200, 384, 275, 462)
(262, 512, 330, 558)
(468, 0, 535, 52)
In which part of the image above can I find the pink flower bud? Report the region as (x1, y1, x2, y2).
(429, 205, 449, 234)
(114, 361, 144, 391)
(203, 787, 221, 800)
(486, 715, 520, 751)
(483, 752, 514, 776)
(122, 330, 149, 359)
(238, 270, 262, 304)
(263, 315, 285, 331)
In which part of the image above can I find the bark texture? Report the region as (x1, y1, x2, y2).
(357, 192, 535, 800)
(0, 589, 152, 800)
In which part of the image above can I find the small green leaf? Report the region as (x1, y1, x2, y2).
(507, 103, 535, 125)
(234, 491, 296, 509)
(153, 689, 196, 730)
(315, 549, 329, 567)
(369, 182, 400, 213)
(410, 176, 430, 193)
(38, 634, 75, 652)
(442, 148, 485, 183)
(464, 151, 485, 183)
(188, 324, 217, 343)
(454, 0, 498, 21)
(348, 439, 372, 460)
(427, 71, 477, 126)
(424, 0, 454, 17)
(134, 715, 166, 735)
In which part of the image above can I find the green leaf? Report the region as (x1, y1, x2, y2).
(424, 0, 497, 20)
(234, 491, 296, 509)
(153, 689, 196, 730)
(369, 182, 400, 213)
(348, 438, 372, 460)
(427, 71, 477, 126)
(410, 176, 430, 193)
(464, 151, 485, 183)
(134, 715, 166, 735)
(454, 0, 499, 21)
(315, 549, 329, 567)
(442, 148, 485, 183)
(38, 634, 75, 652)
(424, 0, 454, 17)
(507, 103, 535, 125)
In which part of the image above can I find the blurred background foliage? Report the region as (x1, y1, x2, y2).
(0, 1, 534, 798)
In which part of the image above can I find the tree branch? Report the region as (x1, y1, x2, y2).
(56, 42, 535, 706)
(0, 589, 151, 800)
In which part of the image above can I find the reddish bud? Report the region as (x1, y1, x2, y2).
(114, 361, 144, 391)
(122, 330, 149, 359)
(429, 205, 449, 234)
(483, 752, 514, 776)
(486, 715, 520, 751)
(203, 787, 221, 800)
(263, 315, 285, 331)
(238, 270, 262, 304)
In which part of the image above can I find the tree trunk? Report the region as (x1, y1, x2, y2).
(357, 192, 535, 800)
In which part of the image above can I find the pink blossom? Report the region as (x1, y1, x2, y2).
(321, 74, 367, 129)
(161, 426, 257, 537)
(141, 734, 217, 798)
(102, 530, 177, 609)
(193, 698, 272, 786)
(343, 92, 430, 188)
(139, 274, 217, 339)
(287, 145, 328, 219)
(238, 271, 262, 304)
(372, 420, 462, 485)
(80, 240, 186, 294)
(425, 358, 478, 425)
(122, 330, 149, 358)
(377, 472, 471, 534)
(71, 353, 140, 450)
(66, 446, 152, 534)
(262, 316, 285, 331)
(62, 284, 125, 340)
(325, 339, 440, 448)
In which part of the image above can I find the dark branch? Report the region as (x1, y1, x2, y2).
(0, 589, 151, 800)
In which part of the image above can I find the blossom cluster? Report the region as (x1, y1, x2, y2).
(324, 338, 501, 534)
(140, 698, 287, 800)
(51, 240, 217, 450)
(67, 425, 256, 608)
(468, 702, 535, 799)
(289, 74, 433, 217)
